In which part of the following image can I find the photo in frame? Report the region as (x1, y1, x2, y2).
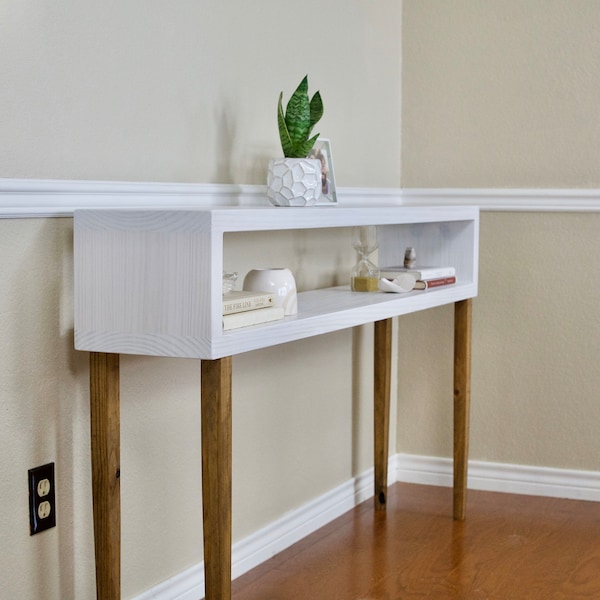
(309, 138, 337, 205)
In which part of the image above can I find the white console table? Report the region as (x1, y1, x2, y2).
(74, 205, 479, 600)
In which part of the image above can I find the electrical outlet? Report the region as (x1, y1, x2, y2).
(28, 463, 56, 535)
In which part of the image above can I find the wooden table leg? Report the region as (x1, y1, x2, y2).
(374, 318, 392, 510)
(453, 299, 472, 521)
(201, 357, 233, 600)
(90, 352, 121, 600)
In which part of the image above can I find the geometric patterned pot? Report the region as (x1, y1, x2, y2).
(267, 158, 322, 207)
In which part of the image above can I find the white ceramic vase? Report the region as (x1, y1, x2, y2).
(243, 268, 298, 315)
(267, 158, 322, 207)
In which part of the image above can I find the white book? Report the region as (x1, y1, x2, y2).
(379, 265, 456, 280)
(222, 290, 274, 315)
(222, 306, 285, 331)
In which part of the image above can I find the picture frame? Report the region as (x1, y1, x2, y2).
(309, 138, 337, 205)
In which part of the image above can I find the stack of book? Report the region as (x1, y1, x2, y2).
(222, 290, 284, 330)
(379, 265, 456, 290)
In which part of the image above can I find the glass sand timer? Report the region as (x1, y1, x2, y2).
(351, 225, 380, 292)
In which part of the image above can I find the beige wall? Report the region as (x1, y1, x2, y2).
(402, 0, 600, 188)
(1, 0, 402, 187)
(0, 2, 401, 598)
(400, 0, 600, 470)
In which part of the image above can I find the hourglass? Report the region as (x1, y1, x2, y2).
(350, 225, 380, 292)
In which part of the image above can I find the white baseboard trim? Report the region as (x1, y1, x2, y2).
(394, 453, 600, 502)
(134, 466, 380, 600)
(134, 454, 599, 599)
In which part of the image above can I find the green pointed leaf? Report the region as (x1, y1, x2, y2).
(277, 92, 294, 156)
(285, 77, 311, 146)
(309, 91, 323, 130)
(297, 133, 320, 158)
(295, 75, 309, 96)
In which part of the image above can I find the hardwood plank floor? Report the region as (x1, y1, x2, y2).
(231, 482, 600, 599)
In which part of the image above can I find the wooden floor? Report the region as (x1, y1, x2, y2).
(230, 482, 600, 599)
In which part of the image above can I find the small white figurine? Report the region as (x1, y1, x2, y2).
(404, 246, 416, 269)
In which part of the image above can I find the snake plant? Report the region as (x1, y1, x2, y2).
(277, 75, 324, 158)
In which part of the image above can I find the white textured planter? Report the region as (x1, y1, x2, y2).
(267, 158, 322, 207)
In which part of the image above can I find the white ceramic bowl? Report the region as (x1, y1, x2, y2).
(242, 268, 298, 315)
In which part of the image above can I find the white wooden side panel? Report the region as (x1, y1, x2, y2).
(75, 210, 214, 357)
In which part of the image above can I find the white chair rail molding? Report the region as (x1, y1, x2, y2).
(3, 177, 600, 217)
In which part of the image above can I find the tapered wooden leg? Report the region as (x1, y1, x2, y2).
(90, 352, 121, 600)
(201, 357, 233, 600)
(374, 318, 393, 510)
(453, 299, 472, 521)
